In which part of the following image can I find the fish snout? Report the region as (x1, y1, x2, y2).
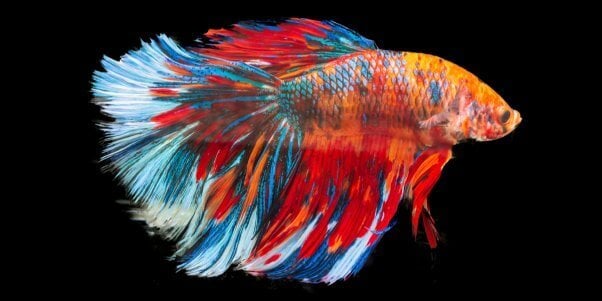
(512, 109, 522, 128)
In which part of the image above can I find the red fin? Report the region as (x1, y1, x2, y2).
(421, 202, 439, 248)
(196, 18, 376, 79)
(150, 104, 194, 128)
(405, 147, 452, 245)
(254, 135, 414, 259)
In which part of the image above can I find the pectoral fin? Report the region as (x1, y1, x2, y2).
(419, 112, 450, 129)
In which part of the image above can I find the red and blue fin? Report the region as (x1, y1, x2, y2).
(241, 137, 452, 283)
(93, 35, 301, 276)
(196, 18, 377, 79)
(239, 136, 445, 283)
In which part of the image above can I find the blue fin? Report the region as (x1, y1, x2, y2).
(93, 35, 301, 276)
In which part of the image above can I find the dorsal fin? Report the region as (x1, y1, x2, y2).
(195, 18, 377, 79)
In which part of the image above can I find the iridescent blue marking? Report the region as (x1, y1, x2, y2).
(267, 124, 288, 206)
(429, 80, 441, 105)
(348, 58, 357, 69)
(383, 58, 390, 68)
(358, 57, 373, 81)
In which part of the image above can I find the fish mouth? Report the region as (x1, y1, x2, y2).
(513, 110, 522, 126)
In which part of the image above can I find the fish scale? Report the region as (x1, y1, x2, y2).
(280, 50, 454, 137)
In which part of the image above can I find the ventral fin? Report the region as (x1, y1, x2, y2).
(405, 147, 452, 248)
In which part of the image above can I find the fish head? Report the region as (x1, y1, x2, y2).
(449, 78, 521, 142)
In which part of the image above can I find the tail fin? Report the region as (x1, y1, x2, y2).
(93, 35, 301, 276)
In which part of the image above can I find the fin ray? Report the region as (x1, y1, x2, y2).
(196, 18, 376, 79)
(93, 35, 302, 276)
(243, 136, 415, 283)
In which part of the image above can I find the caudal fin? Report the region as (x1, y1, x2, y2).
(93, 35, 301, 276)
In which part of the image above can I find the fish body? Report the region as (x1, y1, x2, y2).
(93, 19, 521, 283)
(283, 49, 518, 145)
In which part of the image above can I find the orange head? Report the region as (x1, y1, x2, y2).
(446, 74, 521, 142)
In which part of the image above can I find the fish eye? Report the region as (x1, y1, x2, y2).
(499, 109, 511, 124)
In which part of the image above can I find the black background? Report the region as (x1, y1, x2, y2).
(67, 12, 553, 297)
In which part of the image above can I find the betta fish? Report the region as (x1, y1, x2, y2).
(93, 18, 521, 283)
